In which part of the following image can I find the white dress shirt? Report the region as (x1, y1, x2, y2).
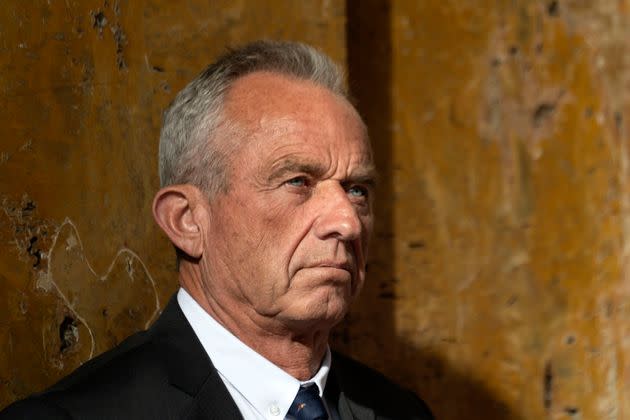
(177, 288, 332, 420)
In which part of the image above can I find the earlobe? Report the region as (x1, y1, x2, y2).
(152, 185, 206, 259)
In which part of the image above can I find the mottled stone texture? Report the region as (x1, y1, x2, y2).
(4, 1, 630, 419)
(333, 1, 630, 419)
(0, 0, 345, 408)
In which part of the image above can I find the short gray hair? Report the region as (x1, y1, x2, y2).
(158, 40, 348, 196)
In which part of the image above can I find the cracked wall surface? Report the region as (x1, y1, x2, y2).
(0, 0, 345, 408)
(332, 1, 630, 419)
(5, 1, 630, 419)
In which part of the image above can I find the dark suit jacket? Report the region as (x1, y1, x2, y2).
(0, 295, 433, 420)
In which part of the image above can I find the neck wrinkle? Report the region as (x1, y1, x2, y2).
(178, 267, 330, 381)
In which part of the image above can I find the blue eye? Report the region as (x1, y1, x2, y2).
(347, 185, 368, 197)
(286, 177, 307, 187)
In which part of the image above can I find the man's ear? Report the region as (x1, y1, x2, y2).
(152, 185, 207, 259)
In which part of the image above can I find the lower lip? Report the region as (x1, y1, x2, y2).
(313, 265, 351, 272)
(302, 266, 352, 279)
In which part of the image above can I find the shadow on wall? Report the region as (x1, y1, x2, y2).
(335, 1, 523, 419)
(395, 341, 524, 420)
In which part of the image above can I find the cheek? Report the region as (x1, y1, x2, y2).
(207, 200, 266, 272)
(261, 197, 311, 238)
(220, 191, 316, 277)
(240, 199, 304, 272)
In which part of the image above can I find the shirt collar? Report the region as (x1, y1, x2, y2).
(177, 288, 330, 418)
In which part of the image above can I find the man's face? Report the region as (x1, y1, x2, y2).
(199, 72, 374, 331)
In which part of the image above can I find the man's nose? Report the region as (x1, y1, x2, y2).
(313, 183, 362, 241)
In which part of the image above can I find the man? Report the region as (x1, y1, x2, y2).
(1, 40, 433, 419)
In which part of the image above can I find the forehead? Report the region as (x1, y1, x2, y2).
(225, 71, 357, 122)
(222, 72, 371, 160)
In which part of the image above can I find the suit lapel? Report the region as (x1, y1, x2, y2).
(339, 395, 376, 420)
(151, 295, 243, 420)
(326, 356, 376, 420)
(182, 372, 244, 420)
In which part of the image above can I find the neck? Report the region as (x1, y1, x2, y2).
(179, 269, 331, 380)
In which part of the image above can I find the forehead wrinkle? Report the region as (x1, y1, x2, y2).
(347, 163, 378, 184)
(267, 158, 327, 182)
(266, 154, 376, 185)
(259, 115, 303, 134)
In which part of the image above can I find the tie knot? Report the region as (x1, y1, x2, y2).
(288, 384, 328, 420)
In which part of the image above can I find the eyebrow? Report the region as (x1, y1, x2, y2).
(267, 160, 326, 182)
(345, 165, 378, 187)
(267, 158, 378, 186)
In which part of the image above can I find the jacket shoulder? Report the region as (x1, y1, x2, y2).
(331, 351, 434, 420)
(0, 397, 72, 420)
(37, 330, 187, 419)
(47, 328, 160, 393)
(1, 299, 194, 419)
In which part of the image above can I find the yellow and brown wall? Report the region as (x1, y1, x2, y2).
(2, 1, 630, 419)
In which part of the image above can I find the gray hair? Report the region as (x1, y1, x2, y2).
(158, 40, 348, 197)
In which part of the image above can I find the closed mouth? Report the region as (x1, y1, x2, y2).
(312, 261, 353, 272)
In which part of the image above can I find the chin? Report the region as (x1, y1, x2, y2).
(280, 272, 354, 330)
(297, 292, 350, 328)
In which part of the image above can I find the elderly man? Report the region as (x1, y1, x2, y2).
(1, 41, 433, 420)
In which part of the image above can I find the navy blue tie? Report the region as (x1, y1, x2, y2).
(288, 384, 328, 420)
